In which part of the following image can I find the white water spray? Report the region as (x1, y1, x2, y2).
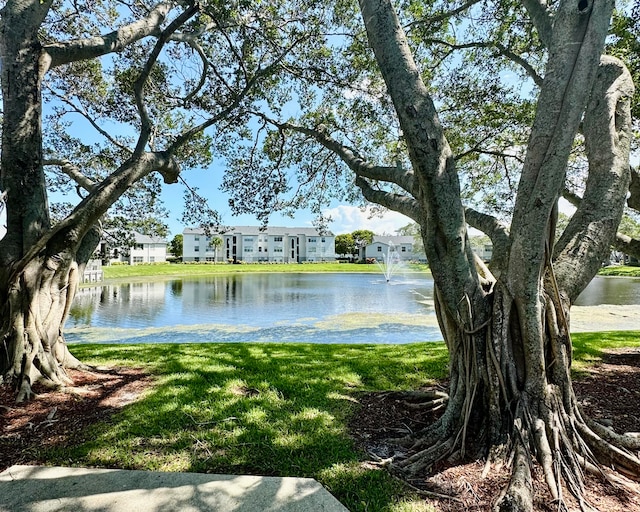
(377, 243, 402, 282)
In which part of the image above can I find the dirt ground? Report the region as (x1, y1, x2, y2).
(1, 349, 639, 511)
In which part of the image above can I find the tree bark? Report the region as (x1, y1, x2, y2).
(0, 0, 53, 263)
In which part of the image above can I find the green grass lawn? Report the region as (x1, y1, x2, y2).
(45, 332, 640, 512)
(101, 262, 431, 281)
(598, 265, 640, 277)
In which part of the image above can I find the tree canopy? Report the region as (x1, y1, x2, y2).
(168, 233, 183, 259)
(335, 233, 356, 256)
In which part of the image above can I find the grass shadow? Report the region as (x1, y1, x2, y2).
(46, 342, 449, 512)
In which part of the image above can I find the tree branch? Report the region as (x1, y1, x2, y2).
(43, 158, 97, 192)
(355, 176, 422, 222)
(509, 0, 614, 285)
(464, 207, 510, 273)
(423, 38, 543, 86)
(11, 150, 179, 283)
(169, 32, 310, 152)
(561, 187, 581, 208)
(256, 115, 417, 195)
(180, 39, 209, 105)
(133, 2, 199, 155)
(358, 0, 481, 316)
(43, 2, 175, 70)
(46, 89, 132, 152)
(405, 0, 482, 27)
(613, 233, 640, 259)
(520, 0, 554, 48)
(455, 144, 525, 165)
(553, 56, 635, 301)
(628, 166, 640, 211)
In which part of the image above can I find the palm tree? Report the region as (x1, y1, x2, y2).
(209, 236, 223, 263)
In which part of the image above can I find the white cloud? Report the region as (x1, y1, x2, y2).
(324, 205, 413, 235)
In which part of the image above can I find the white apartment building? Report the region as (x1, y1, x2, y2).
(183, 226, 336, 263)
(364, 235, 421, 262)
(128, 232, 167, 264)
(100, 232, 167, 265)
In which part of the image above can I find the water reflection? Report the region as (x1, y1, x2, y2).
(66, 273, 437, 344)
(65, 273, 640, 345)
(574, 276, 640, 306)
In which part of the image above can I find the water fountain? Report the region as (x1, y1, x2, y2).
(377, 243, 403, 282)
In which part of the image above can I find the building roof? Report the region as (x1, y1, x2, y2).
(370, 235, 415, 246)
(184, 226, 333, 237)
(133, 232, 167, 245)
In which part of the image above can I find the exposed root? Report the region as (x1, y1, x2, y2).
(577, 422, 640, 479)
(16, 381, 38, 403)
(585, 417, 640, 451)
(494, 441, 533, 512)
(394, 435, 457, 476)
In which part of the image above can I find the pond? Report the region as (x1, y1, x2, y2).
(65, 273, 640, 345)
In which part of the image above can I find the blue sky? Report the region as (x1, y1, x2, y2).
(159, 163, 413, 238)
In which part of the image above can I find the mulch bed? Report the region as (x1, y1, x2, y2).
(0, 367, 151, 472)
(1, 349, 639, 511)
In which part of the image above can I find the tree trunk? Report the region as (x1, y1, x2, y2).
(0, 0, 78, 401)
(393, 275, 640, 511)
(0, 248, 89, 401)
(0, 0, 180, 400)
(0, 1, 52, 263)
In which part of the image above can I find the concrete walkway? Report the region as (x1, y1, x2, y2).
(0, 465, 350, 512)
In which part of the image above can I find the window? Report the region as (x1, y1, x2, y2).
(194, 236, 200, 241)
(377, 246, 382, 252)
(194, 246, 199, 252)
(133, 256, 143, 263)
(244, 237, 253, 243)
(401, 246, 406, 252)
(321, 238, 325, 243)
(274, 247, 283, 253)
(274, 236, 283, 242)
(309, 238, 316, 243)
(244, 247, 253, 252)
(134, 243, 143, 250)
(150, 257, 155, 262)
(258, 247, 262, 252)
(308, 247, 317, 253)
